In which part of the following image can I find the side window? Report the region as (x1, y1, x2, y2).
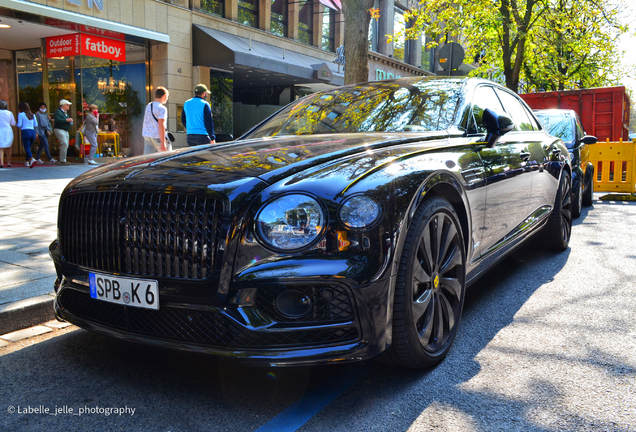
(574, 115, 585, 140)
(523, 105, 541, 130)
(495, 89, 537, 131)
(468, 86, 504, 134)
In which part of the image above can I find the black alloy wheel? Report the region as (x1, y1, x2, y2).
(572, 179, 582, 219)
(541, 170, 572, 251)
(383, 196, 466, 369)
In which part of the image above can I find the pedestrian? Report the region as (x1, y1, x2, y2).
(142, 86, 170, 154)
(53, 99, 73, 164)
(83, 104, 100, 165)
(181, 84, 216, 146)
(0, 99, 16, 168)
(17, 102, 38, 168)
(34, 102, 56, 164)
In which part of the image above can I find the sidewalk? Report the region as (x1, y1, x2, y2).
(0, 162, 97, 334)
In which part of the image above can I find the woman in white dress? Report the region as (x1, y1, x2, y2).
(0, 100, 16, 168)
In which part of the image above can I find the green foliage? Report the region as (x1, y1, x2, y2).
(392, 0, 630, 92)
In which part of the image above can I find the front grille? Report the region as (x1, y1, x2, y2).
(255, 285, 354, 323)
(59, 289, 359, 348)
(60, 191, 221, 281)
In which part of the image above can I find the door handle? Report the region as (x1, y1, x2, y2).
(519, 151, 531, 161)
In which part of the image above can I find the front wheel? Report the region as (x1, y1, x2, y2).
(383, 196, 466, 369)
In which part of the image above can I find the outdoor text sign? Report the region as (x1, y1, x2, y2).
(46, 34, 80, 57)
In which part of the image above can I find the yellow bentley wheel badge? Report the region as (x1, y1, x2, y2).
(433, 275, 439, 289)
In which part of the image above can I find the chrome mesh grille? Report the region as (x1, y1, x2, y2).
(59, 191, 220, 281)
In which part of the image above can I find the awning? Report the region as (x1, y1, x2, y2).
(193, 25, 344, 87)
(0, 0, 170, 43)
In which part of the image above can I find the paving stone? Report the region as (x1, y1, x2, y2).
(0, 325, 53, 342)
(43, 320, 71, 329)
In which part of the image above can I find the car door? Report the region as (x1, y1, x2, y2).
(494, 88, 554, 220)
(467, 85, 533, 257)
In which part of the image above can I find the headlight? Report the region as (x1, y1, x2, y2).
(255, 194, 325, 251)
(339, 195, 381, 229)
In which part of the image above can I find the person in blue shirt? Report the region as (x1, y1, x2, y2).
(181, 84, 216, 146)
(17, 102, 38, 168)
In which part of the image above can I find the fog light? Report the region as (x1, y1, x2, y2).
(275, 290, 312, 318)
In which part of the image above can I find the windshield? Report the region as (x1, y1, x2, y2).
(248, 79, 462, 138)
(536, 112, 574, 143)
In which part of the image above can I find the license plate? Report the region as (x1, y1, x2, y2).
(89, 272, 159, 310)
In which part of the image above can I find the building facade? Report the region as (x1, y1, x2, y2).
(0, 0, 434, 157)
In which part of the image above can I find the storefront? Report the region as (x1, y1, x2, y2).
(0, 1, 168, 158)
(0, 0, 434, 159)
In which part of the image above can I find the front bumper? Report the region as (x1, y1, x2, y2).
(53, 271, 393, 366)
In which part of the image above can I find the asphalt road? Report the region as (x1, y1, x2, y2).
(1, 198, 635, 432)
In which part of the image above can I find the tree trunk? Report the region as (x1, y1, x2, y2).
(342, 0, 375, 84)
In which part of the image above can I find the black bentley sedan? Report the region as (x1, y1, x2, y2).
(50, 77, 571, 369)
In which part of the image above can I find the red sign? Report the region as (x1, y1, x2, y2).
(46, 34, 126, 62)
(47, 34, 80, 57)
(81, 26, 125, 40)
(81, 34, 126, 62)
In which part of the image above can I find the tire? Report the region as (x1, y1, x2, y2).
(572, 178, 582, 219)
(383, 196, 466, 369)
(541, 170, 572, 251)
(582, 171, 593, 206)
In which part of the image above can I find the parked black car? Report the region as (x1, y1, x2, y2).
(534, 109, 597, 218)
(50, 77, 571, 369)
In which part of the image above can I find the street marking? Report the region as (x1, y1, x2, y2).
(255, 362, 374, 432)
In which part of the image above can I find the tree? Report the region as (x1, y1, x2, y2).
(398, 0, 629, 92)
(521, 0, 627, 92)
(341, 0, 375, 84)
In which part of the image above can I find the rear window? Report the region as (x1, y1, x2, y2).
(536, 112, 574, 143)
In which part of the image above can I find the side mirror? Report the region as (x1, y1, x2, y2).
(581, 135, 597, 145)
(483, 108, 514, 148)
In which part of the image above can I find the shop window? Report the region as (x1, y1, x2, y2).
(15, 42, 148, 157)
(368, 16, 377, 52)
(201, 0, 224, 17)
(270, 0, 288, 37)
(238, 0, 259, 28)
(393, 7, 406, 62)
(322, 8, 335, 52)
(298, 0, 313, 45)
(367, 0, 379, 52)
(421, 35, 432, 72)
(209, 70, 234, 142)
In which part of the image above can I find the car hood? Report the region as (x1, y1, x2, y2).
(66, 132, 448, 193)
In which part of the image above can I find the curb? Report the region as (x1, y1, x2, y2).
(0, 294, 56, 335)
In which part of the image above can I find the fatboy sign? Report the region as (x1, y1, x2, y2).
(67, 0, 104, 11)
(83, 35, 126, 61)
(46, 34, 126, 62)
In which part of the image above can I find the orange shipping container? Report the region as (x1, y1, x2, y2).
(520, 86, 631, 142)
